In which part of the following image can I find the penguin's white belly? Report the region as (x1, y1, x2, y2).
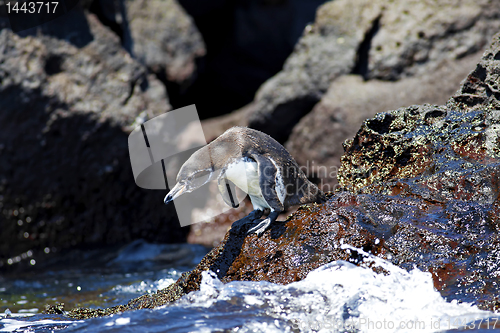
(225, 159, 271, 211)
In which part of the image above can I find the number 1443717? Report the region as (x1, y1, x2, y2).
(6, 1, 59, 14)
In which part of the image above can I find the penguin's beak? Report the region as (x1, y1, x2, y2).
(164, 183, 187, 204)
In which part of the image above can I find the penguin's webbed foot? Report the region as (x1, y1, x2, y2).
(247, 211, 280, 236)
(230, 209, 264, 234)
(247, 218, 272, 236)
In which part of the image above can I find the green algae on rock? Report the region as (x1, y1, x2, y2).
(338, 31, 500, 194)
(338, 106, 500, 193)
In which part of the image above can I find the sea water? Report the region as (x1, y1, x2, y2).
(0, 243, 496, 333)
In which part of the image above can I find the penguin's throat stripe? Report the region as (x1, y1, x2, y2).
(225, 180, 239, 208)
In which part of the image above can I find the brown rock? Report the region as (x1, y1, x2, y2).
(286, 52, 483, 190)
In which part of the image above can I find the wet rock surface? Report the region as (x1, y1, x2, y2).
(57, 32, 500, 319)
(334, 34, 500, 308)
(0, 8, 187, 272)
(338, 103, 500, 308)
(61, 187, 500, 317)
(60, 187, 500, 317)
(339, 106, 500, 194)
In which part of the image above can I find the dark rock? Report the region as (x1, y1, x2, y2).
(88, 0, 207, 115)
(58, 30, 500, 319)
(0, 11, 187, 272)
(449, 32, 500, 112)
(94, 0, 326, 118)
(175, 0, 326, 117)
(247, 0, 380, 142)
(248, 0, 500, 142)
(95, 0, 206, 85)
(45, 303, 65, 315)
(124, 0, 205, 85)
(334, 32, 500, 308)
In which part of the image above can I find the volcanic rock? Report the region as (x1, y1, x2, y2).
(0, 9, 186, 272)
(285, 52, 484, 191)
(175, 0, 326, 117)
(248, 0, 500, 143)
(94, 0, 206, 85)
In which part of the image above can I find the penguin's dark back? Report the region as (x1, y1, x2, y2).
(217, 127, 296, 166)
(218, 127, 325, 208)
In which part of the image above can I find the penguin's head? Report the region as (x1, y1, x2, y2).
(164, 146, 217, 204)
(164, 132, 242, 205)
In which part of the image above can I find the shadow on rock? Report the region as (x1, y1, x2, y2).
(210, 226, 248, 280)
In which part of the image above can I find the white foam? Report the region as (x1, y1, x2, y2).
(111, 278, 176, 295)
(0, 318, 74, 332)
(105, 316, 131, 326)
(0, 246, 494, 332)
(176, 246, 493, 333)
(17, 308, 38, 314)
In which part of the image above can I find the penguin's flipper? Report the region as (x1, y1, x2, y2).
(217, 176, 240, 208)
(248, 211, 280, 236)
(249, 153, 284, 212)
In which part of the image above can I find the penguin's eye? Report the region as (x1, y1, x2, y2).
(192, 170, 211, 180)
(186, 170, 212, 189)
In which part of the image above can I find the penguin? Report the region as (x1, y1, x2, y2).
(164, 126, 326, 235)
